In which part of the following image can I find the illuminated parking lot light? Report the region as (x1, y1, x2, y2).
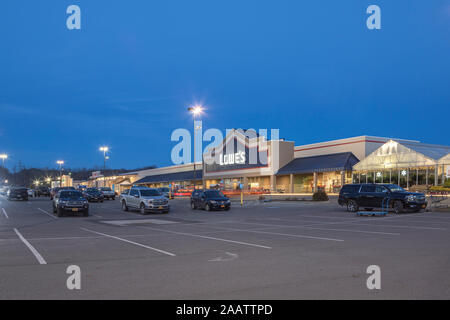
(0, 154, 7, 167)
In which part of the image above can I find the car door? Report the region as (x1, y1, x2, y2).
(374, 185, 390, 208)
(198, 192, 206, 209)
(359, 185, 377, 207)
(129, 189, 139, 208)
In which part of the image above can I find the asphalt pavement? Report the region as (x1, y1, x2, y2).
(0, 195, 449, 299)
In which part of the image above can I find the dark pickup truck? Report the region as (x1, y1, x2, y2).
(338, 183, 427, 213)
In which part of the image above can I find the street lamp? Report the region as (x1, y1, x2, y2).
(56, 160, 64, 187)
(0, 154, 7, 167)
(99, 146, 109, 187)
(187, 106, 203, 189)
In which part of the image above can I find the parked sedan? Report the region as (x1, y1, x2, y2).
(190, 189, 231, 211)
(52, 190, 89, 217)
(83, 188, 104, 202)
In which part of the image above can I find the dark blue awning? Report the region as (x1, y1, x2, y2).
(277, 152, 359, 175)
(134, 170, 203, 185)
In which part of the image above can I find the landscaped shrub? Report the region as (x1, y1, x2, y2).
(312, 190, 329, 201)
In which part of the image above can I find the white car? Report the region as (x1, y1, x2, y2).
(27, 189, 35, 197)
(99, 187, 115, 200)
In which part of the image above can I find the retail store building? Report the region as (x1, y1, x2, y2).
(127, 131, 450, 194)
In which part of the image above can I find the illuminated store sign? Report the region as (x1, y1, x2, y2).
(219, 151, 246, 166)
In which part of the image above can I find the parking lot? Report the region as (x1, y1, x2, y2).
(1, 195, 449, 299)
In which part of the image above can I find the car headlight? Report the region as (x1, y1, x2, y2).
(209, 200, 217, 204)
(406, 195, 417, 202)
(148, 200, 153, 204)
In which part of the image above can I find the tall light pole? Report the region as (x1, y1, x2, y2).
(188, 106, 203, 189)
(99, 146, 109, 187)
(0, 154, 7, 168)
(56, 160, 64, 187)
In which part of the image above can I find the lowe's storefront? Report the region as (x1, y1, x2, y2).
(133, 132, 449, 195)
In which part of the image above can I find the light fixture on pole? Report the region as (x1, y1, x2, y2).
(56, 160, 64, 187)
(187, 106, 203, 189)
(0, 154, 7, 167)
(99, 146, 109, 187)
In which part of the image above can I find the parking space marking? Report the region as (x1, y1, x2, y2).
(37, 208, 57, 219)
(13, 228, 47, 265)
(343, 222, 446, 231)
(222, 221, 400, 236)
(101, 219, 179, 226)
(140, 226, 272, 249)
(291, 218, 446, 230)
(80, 228, 176, 257)
(2, 208, 8, 219)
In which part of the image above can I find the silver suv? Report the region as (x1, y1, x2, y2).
(120, 186, 169, 214)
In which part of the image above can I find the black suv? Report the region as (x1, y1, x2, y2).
(338, 183, 427, 213)
(191, 189, 231, 211)
(37, 186, 50, 197)
(52, 190, 89, 217)
(7, 187, 28, 201)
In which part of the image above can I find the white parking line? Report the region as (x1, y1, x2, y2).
(2, 208, 9, 219)
(343, 222, 445, 231)
(221, 220, 400, 236)
(81, 228, 176, 257)
(38, 208, 57, 219)
(13, 228, 47, 265)
(141, 226, 273, 249)
(205, 225, 344, 242)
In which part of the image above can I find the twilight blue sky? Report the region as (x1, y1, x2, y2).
(0, 1, 449, 170)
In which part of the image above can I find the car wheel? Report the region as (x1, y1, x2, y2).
(83, 209, 89, 217)
(225, 207, 230, 211)
(140, 203, 146, 215)
(393, 201, 404, 214)
(191, 201, 196, 210)
(122, 201, 128, 211)
(56, 207, 64, 217)
(163, 210, 169, 214)
(347, 200, 359, 213)
(205, 203, 211, 211)
(52, 205, 57, 213)
(112, 197, 115, 201)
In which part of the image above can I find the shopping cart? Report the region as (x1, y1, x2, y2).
(357, 197, 390, 217)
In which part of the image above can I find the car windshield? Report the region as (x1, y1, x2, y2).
(159, 188, 169, 192)
(205, 190, 225, 198)
(86, 189, 100, 194)
(386, 184, 405, 192)
(100, 187, 112, 191)
(59, 191, 83, 199)
(140, 189, 161, 197)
